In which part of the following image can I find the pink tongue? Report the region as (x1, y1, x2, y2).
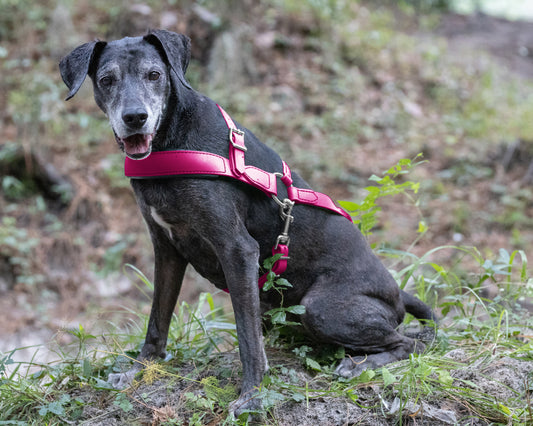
(123, 134, 152, 155)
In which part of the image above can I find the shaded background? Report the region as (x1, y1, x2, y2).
(1, 0, 532, 365)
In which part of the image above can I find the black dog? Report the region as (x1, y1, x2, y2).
(59, 30, 435, 416)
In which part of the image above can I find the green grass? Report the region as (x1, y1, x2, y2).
(0, 258, 531, 424)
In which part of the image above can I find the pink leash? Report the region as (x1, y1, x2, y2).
(125, 105, 352, 292)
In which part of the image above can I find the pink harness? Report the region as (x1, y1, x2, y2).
(125, 105, 352, 291)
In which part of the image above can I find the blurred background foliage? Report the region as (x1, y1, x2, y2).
(0, 0, 532, 356)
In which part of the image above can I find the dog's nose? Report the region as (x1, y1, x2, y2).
(122, 108, 148, 128)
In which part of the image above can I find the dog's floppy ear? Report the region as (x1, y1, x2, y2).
(59, 40, 107, 101)
(145, 30, 192, 90)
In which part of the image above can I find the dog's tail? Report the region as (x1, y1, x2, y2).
(400, 290, 437, 343)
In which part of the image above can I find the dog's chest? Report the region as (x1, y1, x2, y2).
(141, 197, 228, 287)
(150, 206, 174, 239)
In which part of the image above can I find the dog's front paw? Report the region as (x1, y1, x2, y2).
(229, 394, 263, 420)
(108, 368, 138, 389)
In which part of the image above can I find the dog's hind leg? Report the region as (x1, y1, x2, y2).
(109, 224, 188, 389)
(300, 280, 425, 378)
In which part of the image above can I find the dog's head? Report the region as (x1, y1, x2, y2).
(59, 30, 191, 159)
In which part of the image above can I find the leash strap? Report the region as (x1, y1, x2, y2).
(124, 105, 353, 291)
(257, 244, 289, 289)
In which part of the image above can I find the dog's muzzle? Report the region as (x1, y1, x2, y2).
(116, 133, 153, 160)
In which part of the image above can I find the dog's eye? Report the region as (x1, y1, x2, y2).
(148, 71, 160, 81)
(99, 76, 113, 87)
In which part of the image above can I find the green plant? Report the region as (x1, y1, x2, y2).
(38, 393, 85, 421)
(66, 324, 97, 363)
(261, 255, 306, 326)
(0, 348, 85, 423)
(339, 154, 426, 237)
(200, 376, 238, 409)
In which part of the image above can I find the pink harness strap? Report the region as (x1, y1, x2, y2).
(125, 150, 279, 197)
(124, 104, 352, 291)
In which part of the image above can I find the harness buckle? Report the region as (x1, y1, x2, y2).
(229, 128, 247, 151)
(272, 196, 295, 220)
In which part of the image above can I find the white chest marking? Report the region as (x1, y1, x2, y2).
(150, 206, 173, 240)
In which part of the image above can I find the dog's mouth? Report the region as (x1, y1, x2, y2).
(116, 133, 153, 160)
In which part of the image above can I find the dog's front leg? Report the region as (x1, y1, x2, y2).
(222, 238, 268, 417)
(109, 228, 187, 388)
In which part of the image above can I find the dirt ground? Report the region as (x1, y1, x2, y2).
(73, 347, 532, 425)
